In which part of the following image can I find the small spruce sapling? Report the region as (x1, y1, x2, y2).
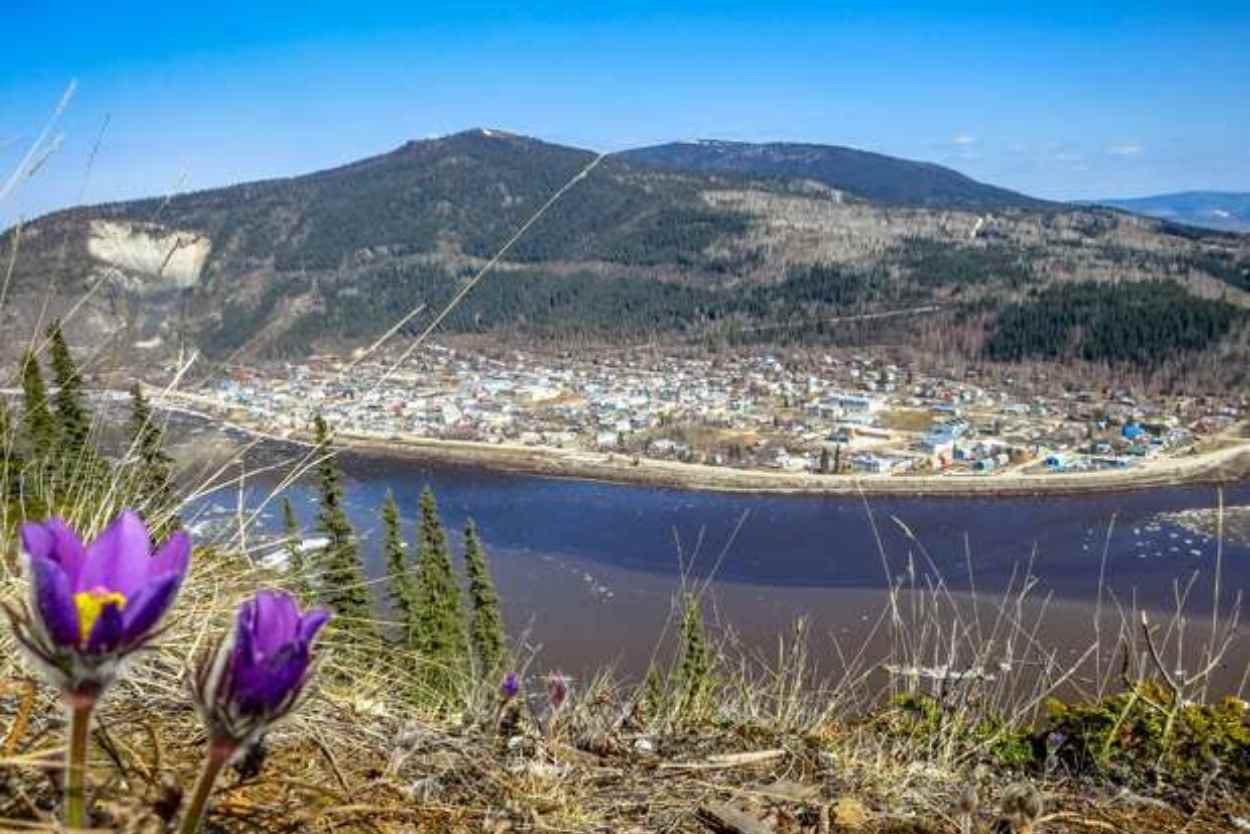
(463, 518, 507, 677)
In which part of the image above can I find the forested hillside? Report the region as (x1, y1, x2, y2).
(620, 139, 1054, 209)
(983, 281, 1248, 368)
(3, 129, 1250, 379)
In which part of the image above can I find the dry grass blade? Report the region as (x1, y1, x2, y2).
(0, 81, 76, 206)
(660, 749, 787, 771)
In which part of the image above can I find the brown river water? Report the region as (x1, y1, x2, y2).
(178, 416, 1250, 696)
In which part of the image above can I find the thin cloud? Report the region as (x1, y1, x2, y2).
(1107, 143, 1143, 156)
(951, 133, 977, 145)
(1042, 142, 1083, 163)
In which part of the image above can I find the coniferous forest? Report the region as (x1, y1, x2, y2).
(982, 280, 1247, 368)
(200, 248, 1250, 379)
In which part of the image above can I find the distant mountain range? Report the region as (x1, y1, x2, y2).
(3, 129, 1248, 380)
(620, 139, 1054, 211)
(1099, 192, 1250, 233)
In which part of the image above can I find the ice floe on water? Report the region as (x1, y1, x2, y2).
(581, 571, 613, 599)
(1154, 506, 1250, 547)
(1112, 505, 1250, 563)
(184, 511, 237, 543)
(1108, 516, 1220, 563)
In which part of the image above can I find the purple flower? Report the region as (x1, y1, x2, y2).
(500, 671, 519, 701)
(190, 590, 330, 746)
(229, 591, 330, 716)
(5, 511, 190, 694)
(546, 673, 570, 713)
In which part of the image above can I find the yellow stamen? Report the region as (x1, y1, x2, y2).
(73, 588, 127, 644)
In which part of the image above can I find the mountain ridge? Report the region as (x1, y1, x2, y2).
(3, 129, 1249, 382)
(1098, 191, 1250, 234)
(618, 138, 1055, 210)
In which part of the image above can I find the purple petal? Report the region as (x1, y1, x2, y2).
(233, 598, 260, 663)
(119, 573, 183, 645)
(44, 519, 89, 587)
(501, 672, 519, 699)
(19, 522, 53, 561)
(85, 600, 125, 654)
(150, 531, 191, 580)
(252, 590, 302, 655)
(232, 644, 310, 716)
(27, 554, 79, 647)
(80, 511, 152, 596)
(297, 608, 332, 646)
(22, 519, 91, 589)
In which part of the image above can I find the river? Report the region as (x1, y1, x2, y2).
(179, 417, 1250, 689)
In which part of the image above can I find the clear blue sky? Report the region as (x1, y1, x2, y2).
(3, 1, 1248, 225)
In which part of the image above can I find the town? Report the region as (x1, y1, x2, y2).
(190, 344, 1248, 481)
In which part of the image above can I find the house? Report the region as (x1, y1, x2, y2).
(771, 449, 811, 472)
(810, 399, 844, 419)
(833, 393, 883, 414)
(921, 430, 957, 456)
(853, 454, 909, 474)
(853, 454, 891, 474)
(938, 420, 970, 439)
(440, 402, 463, 426)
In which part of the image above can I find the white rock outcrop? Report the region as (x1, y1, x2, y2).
(87, 220, 210, 292)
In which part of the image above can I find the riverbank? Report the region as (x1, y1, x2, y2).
(153, 390, 1250, 497)
(339, 430, 1250, 497)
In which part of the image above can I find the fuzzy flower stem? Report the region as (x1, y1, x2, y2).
(64, 701, 93, 829)
(179, 737, 237, 834)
